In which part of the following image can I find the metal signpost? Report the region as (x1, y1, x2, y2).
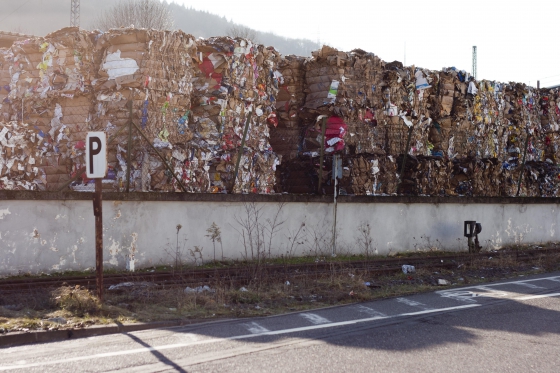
(86, 132, 107, 301)
(332, 154, 342, 256)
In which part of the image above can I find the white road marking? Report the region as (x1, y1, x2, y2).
(438, 290, 479, 303)
(475, 286, 510, 298)
(437, 275, 560, 301)
(396, 297, 431, 309)
(513, 282, 545, 289)
(355, 305, 386, 317)
(244, 322, 270, 334)
(437, 275, 560, 294)
(300, 313, 331, 324)
(516, 293, 560, 300)
(0, 304, 480, 371)
(175, 333, 199, 343)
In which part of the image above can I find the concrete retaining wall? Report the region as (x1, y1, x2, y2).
(0, 191, 558, 276)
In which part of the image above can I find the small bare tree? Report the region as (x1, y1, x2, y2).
(92, 0, 174, 31)
(227, 24, 258, 42)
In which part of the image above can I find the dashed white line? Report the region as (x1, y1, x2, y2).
(355, 305, 386, 317)
(396, 298, 431, 310)
(300, 313, 331, 325)
(514, 282, 545, 289)
(243, 322, 270, 334)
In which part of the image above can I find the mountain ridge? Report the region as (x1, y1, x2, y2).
(0, 0, 319, 56)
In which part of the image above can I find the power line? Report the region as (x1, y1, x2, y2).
(0, 0, 34, 23)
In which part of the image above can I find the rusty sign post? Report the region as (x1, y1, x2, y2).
(86, 132, 107, 302)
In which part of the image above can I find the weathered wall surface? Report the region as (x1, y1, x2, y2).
(0, 192, 558, 276)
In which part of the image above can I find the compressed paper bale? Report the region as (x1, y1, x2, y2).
(0, 121, 46, 190)
(4, 30, 560, 197)
(187, 37, 283, 194)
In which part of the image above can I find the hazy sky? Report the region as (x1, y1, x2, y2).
(1, 0, 558, 87)
(172, 0, 560, 88)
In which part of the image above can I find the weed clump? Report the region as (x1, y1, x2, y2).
(51, 285, 101, 316)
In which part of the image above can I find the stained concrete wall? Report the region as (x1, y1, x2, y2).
(0, 192, 558, 276)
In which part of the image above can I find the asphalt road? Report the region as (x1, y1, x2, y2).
(1, 272, 560, 372)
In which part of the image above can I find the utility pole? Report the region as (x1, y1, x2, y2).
(472, 46, 477, 80)
(71, 0, 80, 27)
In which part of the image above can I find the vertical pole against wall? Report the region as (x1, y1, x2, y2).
(318, 116, 326, 194)
(93, 178, 103, 302)
(332, 154, 338, 257)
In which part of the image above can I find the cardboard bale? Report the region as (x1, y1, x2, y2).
(190, 37, 282, 194)
(0, 28, 96, 191)
(88, 29, 197, 192)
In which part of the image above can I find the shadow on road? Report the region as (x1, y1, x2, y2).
(163, 276, 560, 352)
(115, 321, 189, 373)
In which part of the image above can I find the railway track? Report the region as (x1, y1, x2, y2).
(0, 247, 558, 294)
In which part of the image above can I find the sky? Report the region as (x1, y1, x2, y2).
(171, 0, 560, 88)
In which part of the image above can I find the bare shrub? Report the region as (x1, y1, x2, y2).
(92, 0, 174, 31)
(227, 24, 258, 42)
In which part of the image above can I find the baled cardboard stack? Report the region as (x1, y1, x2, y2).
(1, 28, 560, 197)
(191, 37, 282, 194)
(282, 43, 560, 197)
(269, 55, 305, 161)
(91, 28, 197, 192)
(0, 27, 96, 191)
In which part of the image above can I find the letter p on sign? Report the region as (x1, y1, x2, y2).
(86, 132, 107, 178)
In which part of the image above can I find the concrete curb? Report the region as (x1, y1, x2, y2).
(0, 319, 201, 348)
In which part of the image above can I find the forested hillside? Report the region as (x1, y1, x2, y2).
(1, 0, 319, 55)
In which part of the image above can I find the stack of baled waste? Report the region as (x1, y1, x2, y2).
(191, 37, 282, 194)
(2, 29, 560, 197)
(88, 28, 198, 192)
(269, 55, 305, 161)
(0, 27, 96, 191)
(285, 43, 560, 197)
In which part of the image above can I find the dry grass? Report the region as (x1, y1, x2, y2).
(1, 251, 559, 334)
